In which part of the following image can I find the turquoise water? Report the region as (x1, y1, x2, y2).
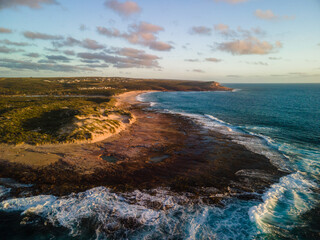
(0, 84, 319, 239)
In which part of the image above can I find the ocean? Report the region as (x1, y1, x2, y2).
(0, 84, 319, 239)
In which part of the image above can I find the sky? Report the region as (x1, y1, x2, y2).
(0, 0, 319, 83)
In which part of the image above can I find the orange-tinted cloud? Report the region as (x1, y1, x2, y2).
(0, 0, 57, 10)
(77, 47, 160, 69)
(255, 9, 277, 20)
(255, 9, 295, 20)
(97, 22, 173, 51)
(0, 27, 12, 33)
(23, 31, 63, 40)
(217, 37, 282, 55)
(105, 0, 141, 17)
(206, 58, 222, 62)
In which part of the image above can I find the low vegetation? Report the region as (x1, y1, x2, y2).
(0, 97, 131, 145)
(0, 77, 230, 145)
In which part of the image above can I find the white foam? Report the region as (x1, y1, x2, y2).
(249, 172, 319, 234)
(0, 186, 259, 239)
(0, 178, 33, 188)
(0, 195, 57, 212)
(232, 89, 241, 92)
(161, 111, 290, 171)
(0, 186, 11, 198)
(136, 92, 152, 103)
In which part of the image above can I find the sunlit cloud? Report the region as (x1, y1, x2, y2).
(0, 0, 57, 10)
(53, 37, 105, 50)
(23, 31, 63, 40)
(0, 39, 30, 46)
(206, 58, 222, 62)
(255, 9, 295, 20)
(77, 47, 160, 69)
(97, 22, 173, 51)
(214, 24, 237, 38)
(217, 37, 282, 55)
(255, 9, 276, 20)
(0, 27, 12, 33)
(214, 24, 265, 38)
(105, 0, 141, 17)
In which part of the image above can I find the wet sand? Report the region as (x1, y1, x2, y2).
(0, 91, 286, 199)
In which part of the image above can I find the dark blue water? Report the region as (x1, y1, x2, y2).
(140, 84, 320, 238)
(0, 84, 319, 239)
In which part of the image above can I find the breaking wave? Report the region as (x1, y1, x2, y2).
(0, 186, 259, 239)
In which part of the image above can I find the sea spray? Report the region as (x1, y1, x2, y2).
(0, 186, 259, 239)
(137, 85, 320, 238)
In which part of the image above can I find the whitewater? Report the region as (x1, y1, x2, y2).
(0, 84, 319, 239)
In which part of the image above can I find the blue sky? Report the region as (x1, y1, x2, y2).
(0, 0, 319, 83)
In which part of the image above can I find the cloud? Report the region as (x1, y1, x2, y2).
(250, 27, 266, 37)
(269, 57, 281, 60)
(185, 59, 199, 62)
(214, 24, 229, 32)
(148, 41, 172, 51)
(214, 0, 249, 4)
(46, 55, 71, 62)
(53, 37, 105, 50)
(0, 27, 12, 33)
(0, 58, 95, 72)
(97, 22, 173, 51)
(190, 26, 212, 36)
(214, 24, 266, 38)
(77, 47, 160, 69)
(23, 31, 63, 40)
(193, 69, 205, 73)
(246, 61, 268, 66)
(254, 9, 277, 20)
(81, 63, 109, 69)
(63, 50, 75, 56)
(81, 39, 104, 50)
(217, 37, 282, 55)
(214, 24, 236, 37)
(0, 39, 30, 46)
(24, 52, 40, 58)
(0, 46, 24, 53)
(255, 9, 295, 20)
(0, 0, 57, 10)
(105, 0, 141, 17)
(79, 24, 88, 31)
(206, 58, 222, 62)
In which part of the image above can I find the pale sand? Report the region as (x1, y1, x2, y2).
(114, 90, 159, 107)
(0, 91, 155, 168)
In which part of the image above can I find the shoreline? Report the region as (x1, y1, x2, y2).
(0, 90, 286, 199)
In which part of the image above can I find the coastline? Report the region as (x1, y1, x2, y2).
(0, 90, 285, 199)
